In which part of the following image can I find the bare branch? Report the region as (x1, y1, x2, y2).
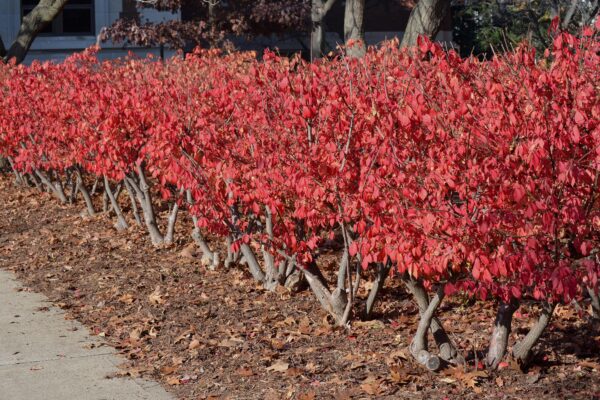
(4, 0, 69, 64)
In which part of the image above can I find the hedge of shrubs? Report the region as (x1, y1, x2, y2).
(1, 27, 598, 372)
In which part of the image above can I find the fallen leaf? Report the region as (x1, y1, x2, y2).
(439, 377, 456, 384)
(118, 293, 134, 304)
(180, 244, 197, 259)
(353, 320, 385, 330)
(390, 365, 416, 384)
(298, 391, 316, 400)
(236, 367, 254, 377)
(447, 367, 488, 394)
(266, 360, 289, 372)
(148, 288, 166, 305)
(361, 376, 384, 396)
(285, 367, 304, 377)
(219, 338, 242, 347)
(160, 365, 178, 376)
(129, 328, 142, 340)
(305, 362, 318, 373)
(166, 376, 181, 385)
(270, 339, 285, 350)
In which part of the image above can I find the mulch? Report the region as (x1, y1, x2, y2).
(0, 175, 599, 399)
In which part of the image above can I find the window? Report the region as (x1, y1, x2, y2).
(22, 0, 95, 36)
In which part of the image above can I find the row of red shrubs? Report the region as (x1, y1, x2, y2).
(1, 27, 598, 372)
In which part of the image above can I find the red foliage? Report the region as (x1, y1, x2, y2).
(1, 30, 598, 307)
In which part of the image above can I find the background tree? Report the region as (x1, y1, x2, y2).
(0, 0, 68, 64)
(344, 0, 366, 57)
(102, 0, 310, 51)
(311, 0, 337, 58)
(452, 0, 599, 57)
(105, 0, 453, 59)
(401, 0, 451, 48)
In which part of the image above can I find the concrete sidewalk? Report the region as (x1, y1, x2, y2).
(0, 269, 174, 400)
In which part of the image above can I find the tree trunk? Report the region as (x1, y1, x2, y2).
(51, 171, 68, 202)
(164, 199, 180, 245)
(136, 165, 164, 245)
(240, 243, 266, 283)
(123, 178, 142, 225)
(90, 177, 99, 196)
(364, 261, 391, 318)
(400, 0, 450, 49)
(103, 175, 128, 231)
(1, 0, 69, 64)
(560, 0, 579, 30)
(404, 277, 461, 364)
(125, 166, 164, 246)
(410, 284, 445, 371)
(588, 286, 600, 320)
(35, 169, 67, 203)
(486, 300, 519, 370)
(27, 172, 42, 190)
(186, 189, 219, 268)
(512, 302, 555, 367)
(311, 0, 337, 60)
(344, 0, 366, 58)
(6, 157, 24, 185)
(311, 10, 325, 59)
(74, 167, 96, 216)
(262, 205, 279, 290)
(67, 169, 77, 204)
(303, 261, 348, 326)
(102, 190, 109, 212)
(224, 236, 240, 268)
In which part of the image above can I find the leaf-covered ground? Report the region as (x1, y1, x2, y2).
(0, 175, 599, 399)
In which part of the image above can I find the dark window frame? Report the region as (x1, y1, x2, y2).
(21, 0, 96, 36)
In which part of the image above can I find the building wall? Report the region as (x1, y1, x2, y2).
(0, 0, 179, 64)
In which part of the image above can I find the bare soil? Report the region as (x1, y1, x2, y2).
(1, 175, 599, 399)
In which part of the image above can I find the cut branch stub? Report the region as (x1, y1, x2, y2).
(404, 276, 462, 365)
(409, 283, 446, 371)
